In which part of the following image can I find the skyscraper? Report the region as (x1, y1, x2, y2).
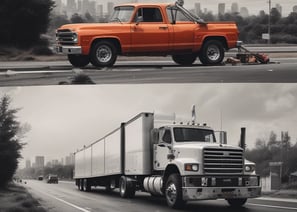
(25, 160, 31, 169)
(218, 3, 225, 15)
(275, 4, 282, 16)
(35, 156, 45, 168)
(231, 2, 239, 14)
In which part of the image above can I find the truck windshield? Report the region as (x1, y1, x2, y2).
(174, 128, 216, 143)
(109, 6, 134, 23)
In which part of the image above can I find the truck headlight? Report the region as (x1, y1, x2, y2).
(244, 164, 255, 173)
(72, 33, 78, 43)
(185, 163, 199, 172)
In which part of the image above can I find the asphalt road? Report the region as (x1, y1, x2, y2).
(1, 57, 297, 86)
(23, 180, 297, 212)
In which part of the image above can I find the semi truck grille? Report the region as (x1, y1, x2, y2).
(203, 147, 243, 175)
(56, 29, 77, 45)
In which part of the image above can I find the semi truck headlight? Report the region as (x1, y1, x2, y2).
(185, 163, 199, 172)
(244, 164, 255, 173)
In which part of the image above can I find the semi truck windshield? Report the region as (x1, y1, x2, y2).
(174, 128, 216, 142)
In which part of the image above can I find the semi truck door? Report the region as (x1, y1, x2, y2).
(154, 128, 172, 170)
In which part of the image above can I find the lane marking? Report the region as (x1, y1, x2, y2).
(37, 190, 91, 212)
(248, 203, 297, 211)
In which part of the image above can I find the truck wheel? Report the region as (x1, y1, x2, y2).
(172, 54, 197, 66)
(119, 176, 136, 198)
(226, 198, 247, 207)
(79, 179, 84, 191)
(165, 174, 186, 209)
(199, 40, 225, 65)
(83, 179, 91, 192)
(68, 54, 89, 67)
(90, 41, 117, 67)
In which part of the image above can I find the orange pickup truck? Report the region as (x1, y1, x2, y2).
(55, 0, 240, 67)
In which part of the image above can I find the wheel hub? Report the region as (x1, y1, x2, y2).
(166, 183, 177, 203)
(207, 45, 220, 61)
(97, 45, 112, 63)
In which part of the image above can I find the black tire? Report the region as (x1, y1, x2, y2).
(79, 179, 84, 191)
(226, 198, 247, 207)
(119, 176, 136, 198)
(172, 54, 197, 66)
(68, 54, 89, 67)
(165, 174, 186, 209)
(199, 40, 225, 65)
(90, 41, 117, 67)
(83, 179, 91, 192)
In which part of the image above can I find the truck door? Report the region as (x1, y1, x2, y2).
(130, 7, 169, 53)
(154, 128, 172, 170)
(165, 6, 197, 52)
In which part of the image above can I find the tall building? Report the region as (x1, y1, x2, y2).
(294, 5, 297, 13)
(218, 3, 225, 15)
(107, 2, 115, 15)
(35, 156, 45, 168)
(65, 153, 75, 165)
(195, 3, 202, 16)
(97, 4, 103, 18)
(231, 2, 239, 14)
(67, 0, 77, 15)
(25, 160, 31, 169)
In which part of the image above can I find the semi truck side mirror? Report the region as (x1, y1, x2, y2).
(151, 128, 159, 144)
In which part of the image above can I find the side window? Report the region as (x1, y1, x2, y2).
(162, 129, 172, 144)
(135, 8, 163, 22)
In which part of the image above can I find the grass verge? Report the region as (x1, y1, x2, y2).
(0, 183, 45, 212)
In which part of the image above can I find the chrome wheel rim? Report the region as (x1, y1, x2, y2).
(207, 44, 220, 61)
(166, 183, 177, 204)
(96, 45, 112, 63)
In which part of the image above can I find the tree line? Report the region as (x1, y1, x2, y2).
(245, 131, 297, 183)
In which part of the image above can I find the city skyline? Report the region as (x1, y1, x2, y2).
(57, 0, 297, 16)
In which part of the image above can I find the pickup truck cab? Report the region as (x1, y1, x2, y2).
(55, 0, 239, 67)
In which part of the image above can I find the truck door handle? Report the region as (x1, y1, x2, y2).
(159, 26, 168, 30)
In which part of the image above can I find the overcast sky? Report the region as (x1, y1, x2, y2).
(100, 0, 297, 16)
(1, 84, 297, 167)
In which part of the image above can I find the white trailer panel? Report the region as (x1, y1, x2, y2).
(85, 146, 92, 177)
(105, 128, 122, 175)
(91, 139, 105, 176)
(125, 113, 154, 175)
(74, 149, 85, 178)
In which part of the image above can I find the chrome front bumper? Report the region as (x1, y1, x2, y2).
(183, 186, 261, 200)
(55, 45, 82, 54)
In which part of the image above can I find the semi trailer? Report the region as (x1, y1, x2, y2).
(74, 112, 261, 208)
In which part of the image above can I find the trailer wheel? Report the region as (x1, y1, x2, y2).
(199, 40, 225, 65)
(90, 41, 117, 67)
(119, 176, 136, 198)
(79, 179, 84, 191)
(226, 198, 247, 207)
(68, 54, 89, 67)
(83, 179, 91, 192)
(165, 174, 186, 209)
(172, 54, 197, 66)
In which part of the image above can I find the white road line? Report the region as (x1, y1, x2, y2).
(37, 190, 91, 212)
(247, 203, 297, 211)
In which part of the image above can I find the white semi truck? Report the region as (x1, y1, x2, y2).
(74, 112, 261, 208)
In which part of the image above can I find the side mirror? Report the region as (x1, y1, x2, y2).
(136, 16, 143, 25)
(151, 128, 159, 144)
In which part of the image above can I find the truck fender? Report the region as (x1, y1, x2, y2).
(90, 36, 122, 54)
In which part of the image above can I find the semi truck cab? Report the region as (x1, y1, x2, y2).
(146, 124, 261, 208)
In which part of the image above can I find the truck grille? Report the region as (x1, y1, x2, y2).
(203, 147, 243, 175)
(56, 29, 77, 45)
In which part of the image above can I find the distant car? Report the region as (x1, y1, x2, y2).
(38, 175, 43, 181)
(47, 175, 58, 184)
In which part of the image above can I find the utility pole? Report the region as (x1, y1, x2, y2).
(268, 0, 271, 44)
